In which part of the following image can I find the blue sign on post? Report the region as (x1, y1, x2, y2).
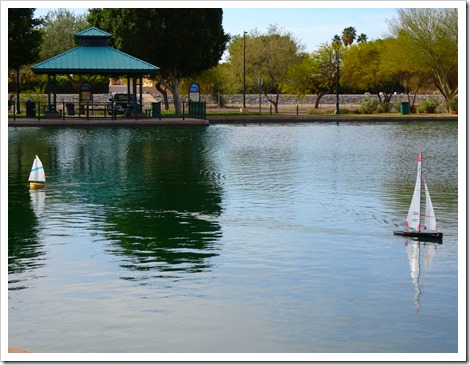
(189, 83, 200, 102)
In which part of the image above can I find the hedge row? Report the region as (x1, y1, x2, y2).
(8, 75, 109, 94)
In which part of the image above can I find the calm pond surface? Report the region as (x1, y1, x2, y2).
(8, 121, 459, 357)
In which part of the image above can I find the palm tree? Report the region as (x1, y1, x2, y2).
(357, 33, 368, 43)
(332, 34, 342, 50)
(342, 26, 357, 46)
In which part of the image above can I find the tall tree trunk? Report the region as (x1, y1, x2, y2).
(171, 77, 182, 115)
(314, 92, 328, 109)
(156, 82, 169, 110)
(66, 74, 82, 93)
(264, 92, 280, 114)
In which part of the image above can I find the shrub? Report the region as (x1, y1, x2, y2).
(358, 98, 379, 114)
(447, 97, 458, 113)
(23, 85, 48, 104)
(392, 101, 402, 112)
(418, 96, 441, 113)
(377, 102, 392, 113)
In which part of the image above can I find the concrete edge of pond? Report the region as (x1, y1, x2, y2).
(8, 118, 209, 127)
(207, 114, 458, 124)
(8, 114, 457, 127)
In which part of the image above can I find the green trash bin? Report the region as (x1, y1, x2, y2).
(25, 100, 36, 117)
(151, 102, 161, 118)
(66, 103, 75, 116)
(400, 101, 410, 115)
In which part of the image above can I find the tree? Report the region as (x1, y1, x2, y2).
(226, 26, 304, 113)
(8, 8, 43, 113)
(283, 44, 339, 108)
(340, 39, 399, 102)
(357, 33, 368, 43)
(37, 9, 90, 93)
(180, 65, 228, 101)
(386, 8, 458, 110)
(381, 37, 434, 109)
(39, 8, 89, 60)
(342, 26, 357, 46)
(88, 8, 229, 114)
(332, 34, 342, 48)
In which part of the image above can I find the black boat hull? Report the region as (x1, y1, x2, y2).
(394, 230, 443, 242)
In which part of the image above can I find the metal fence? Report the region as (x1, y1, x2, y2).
(7, 100, 207, 120)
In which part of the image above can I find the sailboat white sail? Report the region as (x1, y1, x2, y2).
(394, 153, 443, 241)
(423, 178, 438, 231)
(405, 153, 422, 231)
(28, 155, 46, 189)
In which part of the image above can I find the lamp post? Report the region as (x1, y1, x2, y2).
(243, 31, 247, 110)
(334, 49, 340, 115)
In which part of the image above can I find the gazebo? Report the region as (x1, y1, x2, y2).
(31, 27, 160, 117)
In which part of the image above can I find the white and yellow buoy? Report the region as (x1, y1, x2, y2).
(28, 155, 46, 189)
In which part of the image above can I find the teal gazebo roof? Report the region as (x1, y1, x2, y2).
(32, 27, 159, 75)
(75, 27, 112, 38)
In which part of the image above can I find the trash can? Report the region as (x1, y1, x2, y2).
(151, 102, 161, 118)
(25, 100, 36, 117)
(400, 101, 410, 115)
(66, 103, 75, 116)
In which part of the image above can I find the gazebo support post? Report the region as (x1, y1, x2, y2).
(53, 74, 57, 112)
(132, 76, 138, 119)
(47, 74, 58, 116)
(139, 76, 143, 115)
(47, 74, 52, 112)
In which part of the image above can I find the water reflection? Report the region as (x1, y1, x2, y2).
(9, 128, 224, 286)
(8, 186, 47, 288)
(30, 189, 46, 217)
(404, 240, 439, 313)
(8, 124, 458, 353)
(105, 209, 222, 279)
(101, 129, 223, 279)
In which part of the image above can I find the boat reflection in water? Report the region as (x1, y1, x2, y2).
(405, 240, 439, 313)
(29, 189, 46, 218)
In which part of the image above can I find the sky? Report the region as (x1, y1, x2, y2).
(30, 2, 400, 53)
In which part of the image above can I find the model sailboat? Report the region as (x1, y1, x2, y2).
(394, 153, 443, 241)
(28, 155, 46, 189)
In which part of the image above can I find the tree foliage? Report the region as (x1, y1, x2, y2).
(226, 26, 304, 113)
(357, 33, 368, 43)
(8, 8, 43, 71)
(8, 8, 43, 113)
(87, 8, 229, 113)
(380, 37, 434, 108)
(283, 43, 338, 108)
(39, 8, 89, 60)
(341, 26, 357, 46)
(386, 8, 458, 106)
(340, 39, 399, 102)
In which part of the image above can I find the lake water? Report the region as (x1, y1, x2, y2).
(7, 121, 460, 359)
